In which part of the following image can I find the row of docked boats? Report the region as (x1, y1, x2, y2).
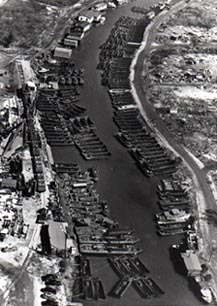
(109, 256, 164, 299)
(58, 86, 80, 105)
(35, 58, 83, 147)
(156, 179, 194, 236)
(77, 233, 139, 245)
(98, 15, 181, 177)
(36, 53, 110, 160)
(111, 92, 179, 177)
(110, 274, 162, 299)
(132, 276, 164, 299)
(60, 165, 142, 256)
(61, 103, 86, 119)
(72, 130, 111, 161)
(79, 243, 142, 256)
(72, 255, 105, 301)
(98, 16, 148, 81)
(156, 209, 191, 225)
(82, 277, 105, 301)
(76, 223, 142, 255)
(69, 116, 94, 133)
(157, 179, 191, 209)
(109, 256, 149, 277)
(36, 91, 74, 146)
(54, 163, 80, 174)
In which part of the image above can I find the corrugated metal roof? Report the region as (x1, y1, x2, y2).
(48, 221, 67, 250)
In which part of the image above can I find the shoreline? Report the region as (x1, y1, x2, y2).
(130, 1, 187, 157)
(50, 0, 212, 305)
(130, 0, 217, 300)
(0, 0, 212, 305)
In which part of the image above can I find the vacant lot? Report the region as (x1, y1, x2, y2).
(0, 0, 57, 48)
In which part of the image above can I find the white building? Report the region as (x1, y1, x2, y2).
(78, 10, 95, 23)
(78, 10, 102, 23)
(67, 32, 84, 41)
(64, 38, 79, 48)
(93, 2, 107, 11)
(22, 147, 34, 184)
(54, 47, 72, 59)
(64, 32, 85, 48)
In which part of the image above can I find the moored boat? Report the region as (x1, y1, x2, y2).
(78, 234, 139, 245)
(158, 228, 188, 236)
(110, 277, 132, 298)
(156, 209, 191, 225)
(79, 243, 142, 255)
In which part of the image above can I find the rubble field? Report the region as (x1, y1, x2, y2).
(146, 0, 217, 167)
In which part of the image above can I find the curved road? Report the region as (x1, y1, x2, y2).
(132, 0, 216, 246)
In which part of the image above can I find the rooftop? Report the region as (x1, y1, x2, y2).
(181, 250, 202, 272)
(48, 221, 68, 250)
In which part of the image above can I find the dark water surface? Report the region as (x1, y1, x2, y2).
(52, 1, 204, 305)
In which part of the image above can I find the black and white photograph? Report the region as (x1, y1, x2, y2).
(0, 0, 216, 305)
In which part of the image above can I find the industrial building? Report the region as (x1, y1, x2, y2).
(64, 32, 85, 46)
(93, 2, 107, 11)
(48, 221, 76, 256)
(181, 250, 202, 277)
(78, 10, 102, 23)
(64, 37, 79, 48)
(54, 47, 72, 59)
(78, 10, 95, 23)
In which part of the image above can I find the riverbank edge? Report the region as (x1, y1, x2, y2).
(129, 0, 217, 300)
